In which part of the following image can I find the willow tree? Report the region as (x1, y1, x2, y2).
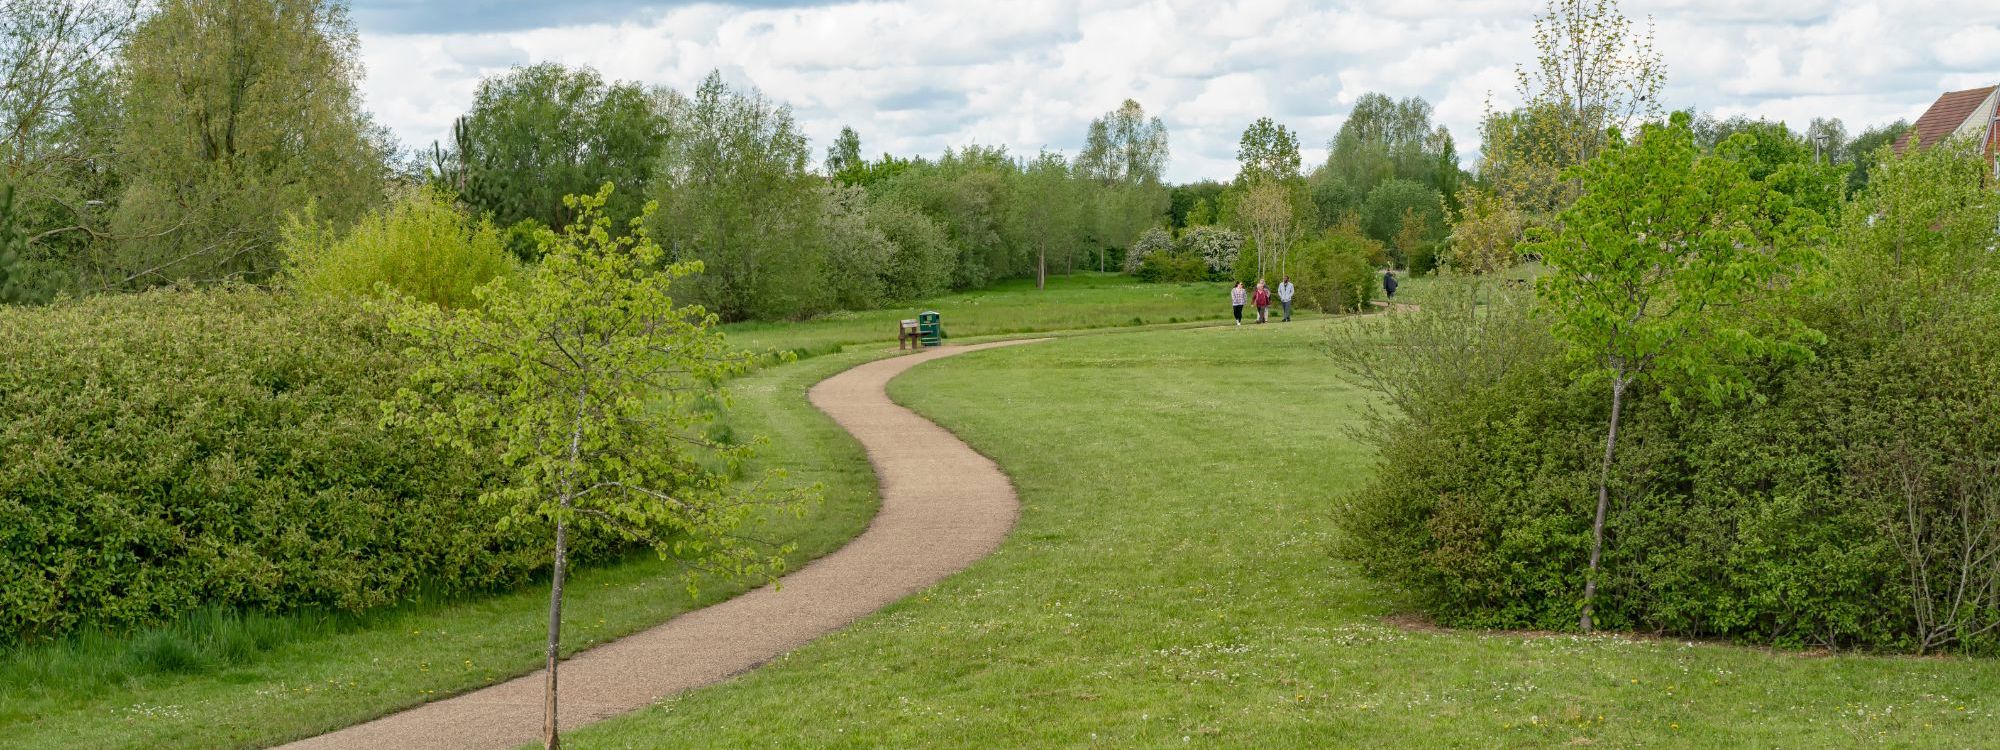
(111, 0, 386, 288)
(1527, 113, 1820, 632)
(387, 186, 798, 749)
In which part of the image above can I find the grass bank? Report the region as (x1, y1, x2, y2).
(560, 319, 2000, 749)
(0, 349, 883, 750)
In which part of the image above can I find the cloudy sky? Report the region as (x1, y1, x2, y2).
(350, 0, 2000, 184)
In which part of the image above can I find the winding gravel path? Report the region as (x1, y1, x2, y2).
(277, 340, 1043, 750)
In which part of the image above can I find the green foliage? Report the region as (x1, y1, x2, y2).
(866, 196, 956, 301)
(441, 63, 663, 232)
(0, 185, 32, 304)
(109, 0, 386, 288)
(283, 187, 515, 309)
(649, 71, 822, 321)
(1337, 125, 2000, 654)
(824, 125, 863, 176)
(1359, 178, 1444, 262)
(1235, 117, 1301, 185)
(1074, 100, 1170, 186)
(1168, 180, 1224, 229)
(1530, 112, 1821, 409)
(0, 0, 134, 299)
(1133, 251, 1208, 283)
(387, 184, 802, 743)
(1843, 120, 1911, 197)
(1288, 223, 1380, 312)
(1320, 93, 1464, 219)
(0, 287, 559, 644)
(387, 183, 795, 592)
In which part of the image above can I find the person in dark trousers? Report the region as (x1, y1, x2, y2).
(1253, 280, 1271, 323)
(1230, 281, 1246, 325)
(1383, 269, 1399, 300)
(1277, 276, 1295, 322)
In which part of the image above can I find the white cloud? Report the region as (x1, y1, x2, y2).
(355, 0, 2000, 183)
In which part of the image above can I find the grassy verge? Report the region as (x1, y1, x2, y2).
(721, 272, 1234, 358)
(0, 349, 885, 750)
(560, 319, 2000, 749)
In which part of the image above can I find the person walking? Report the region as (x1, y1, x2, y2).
(1383, 269, 1399, 300)
(1277, 276, 1295, 322)
(1230, 281, 1246, 325)
(1253, 280, 1272, 324)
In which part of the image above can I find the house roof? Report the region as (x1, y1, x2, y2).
(1895, 85, 1998, 153)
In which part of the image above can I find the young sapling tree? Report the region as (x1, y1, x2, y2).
(385, 185, 801, 748)
(1528, 113, 1821, 632)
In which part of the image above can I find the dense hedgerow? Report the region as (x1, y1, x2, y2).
(1334, 142, 2000, 654)
(0, 287, 607, 643)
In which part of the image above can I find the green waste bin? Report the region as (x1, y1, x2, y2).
(918, 311, 944, 347)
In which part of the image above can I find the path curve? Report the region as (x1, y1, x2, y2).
(278, 340, 1043, 750)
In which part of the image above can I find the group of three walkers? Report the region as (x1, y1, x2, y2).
(1228, 269, 1400, 325)
(1229, 278, 1292, 324)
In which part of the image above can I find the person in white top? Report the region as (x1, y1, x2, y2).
(1277, 276, 1295, 322)
(1230, 281, 1246, 326)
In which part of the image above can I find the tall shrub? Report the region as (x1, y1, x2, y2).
(283, 187, 515, 309)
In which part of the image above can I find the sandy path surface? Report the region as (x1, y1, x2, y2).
(276, 340, 1042, 750)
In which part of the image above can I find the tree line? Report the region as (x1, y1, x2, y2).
(1, 1, 1174, 321)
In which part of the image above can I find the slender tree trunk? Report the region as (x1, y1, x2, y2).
(543, 515, 568, 749)
(546, 393, 587, 749)
(1580, 373, 1627, 633)
(1037, 243, 1046, 290)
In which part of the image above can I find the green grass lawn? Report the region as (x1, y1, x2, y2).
(557, 318, 2000, 749)
(721, 272, 1236, 357)
(0, 349, 885, 750)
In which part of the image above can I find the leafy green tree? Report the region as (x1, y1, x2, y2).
(110, 0, 387, 288)
(0, 185, 28, 303)
(874, 145, 1017, 289)
(1289, 221, 1380, 312)
(1, 0, 136, 297)
(649, 71, 822, 320)
(1074, 101, 1170, 268)
(442, 63, 663, 237)
(1487, 0, 1664, 213)
(815, 182, 891, 309)
(1235, 117, 1301, 185)
(1009, 149, 1082, 288)
(1359, 178, 1444, 262)
(386, 186, 797, 749)
(825, 125, 862, 177)
(1525, 112, 1821, 632)
(1444, 186, 1524, 274)
(1239, 177, 1297, 280)
(1843, 120, 1912, 197)
(1322, 93, 1463, 217)
(1184, 197, 1215, 228)
(1169, 180, 1224, 229)
(1076, 99, 1169, 185)
(866, 195, 954, 300)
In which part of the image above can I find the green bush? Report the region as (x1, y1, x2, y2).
(1335, 178, 2000, 655)
(0, 287, 605, 643)
(283, 187, 515, 309)
(1289, 226, 1378, 312)
(1134, 251, 1209, 283)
